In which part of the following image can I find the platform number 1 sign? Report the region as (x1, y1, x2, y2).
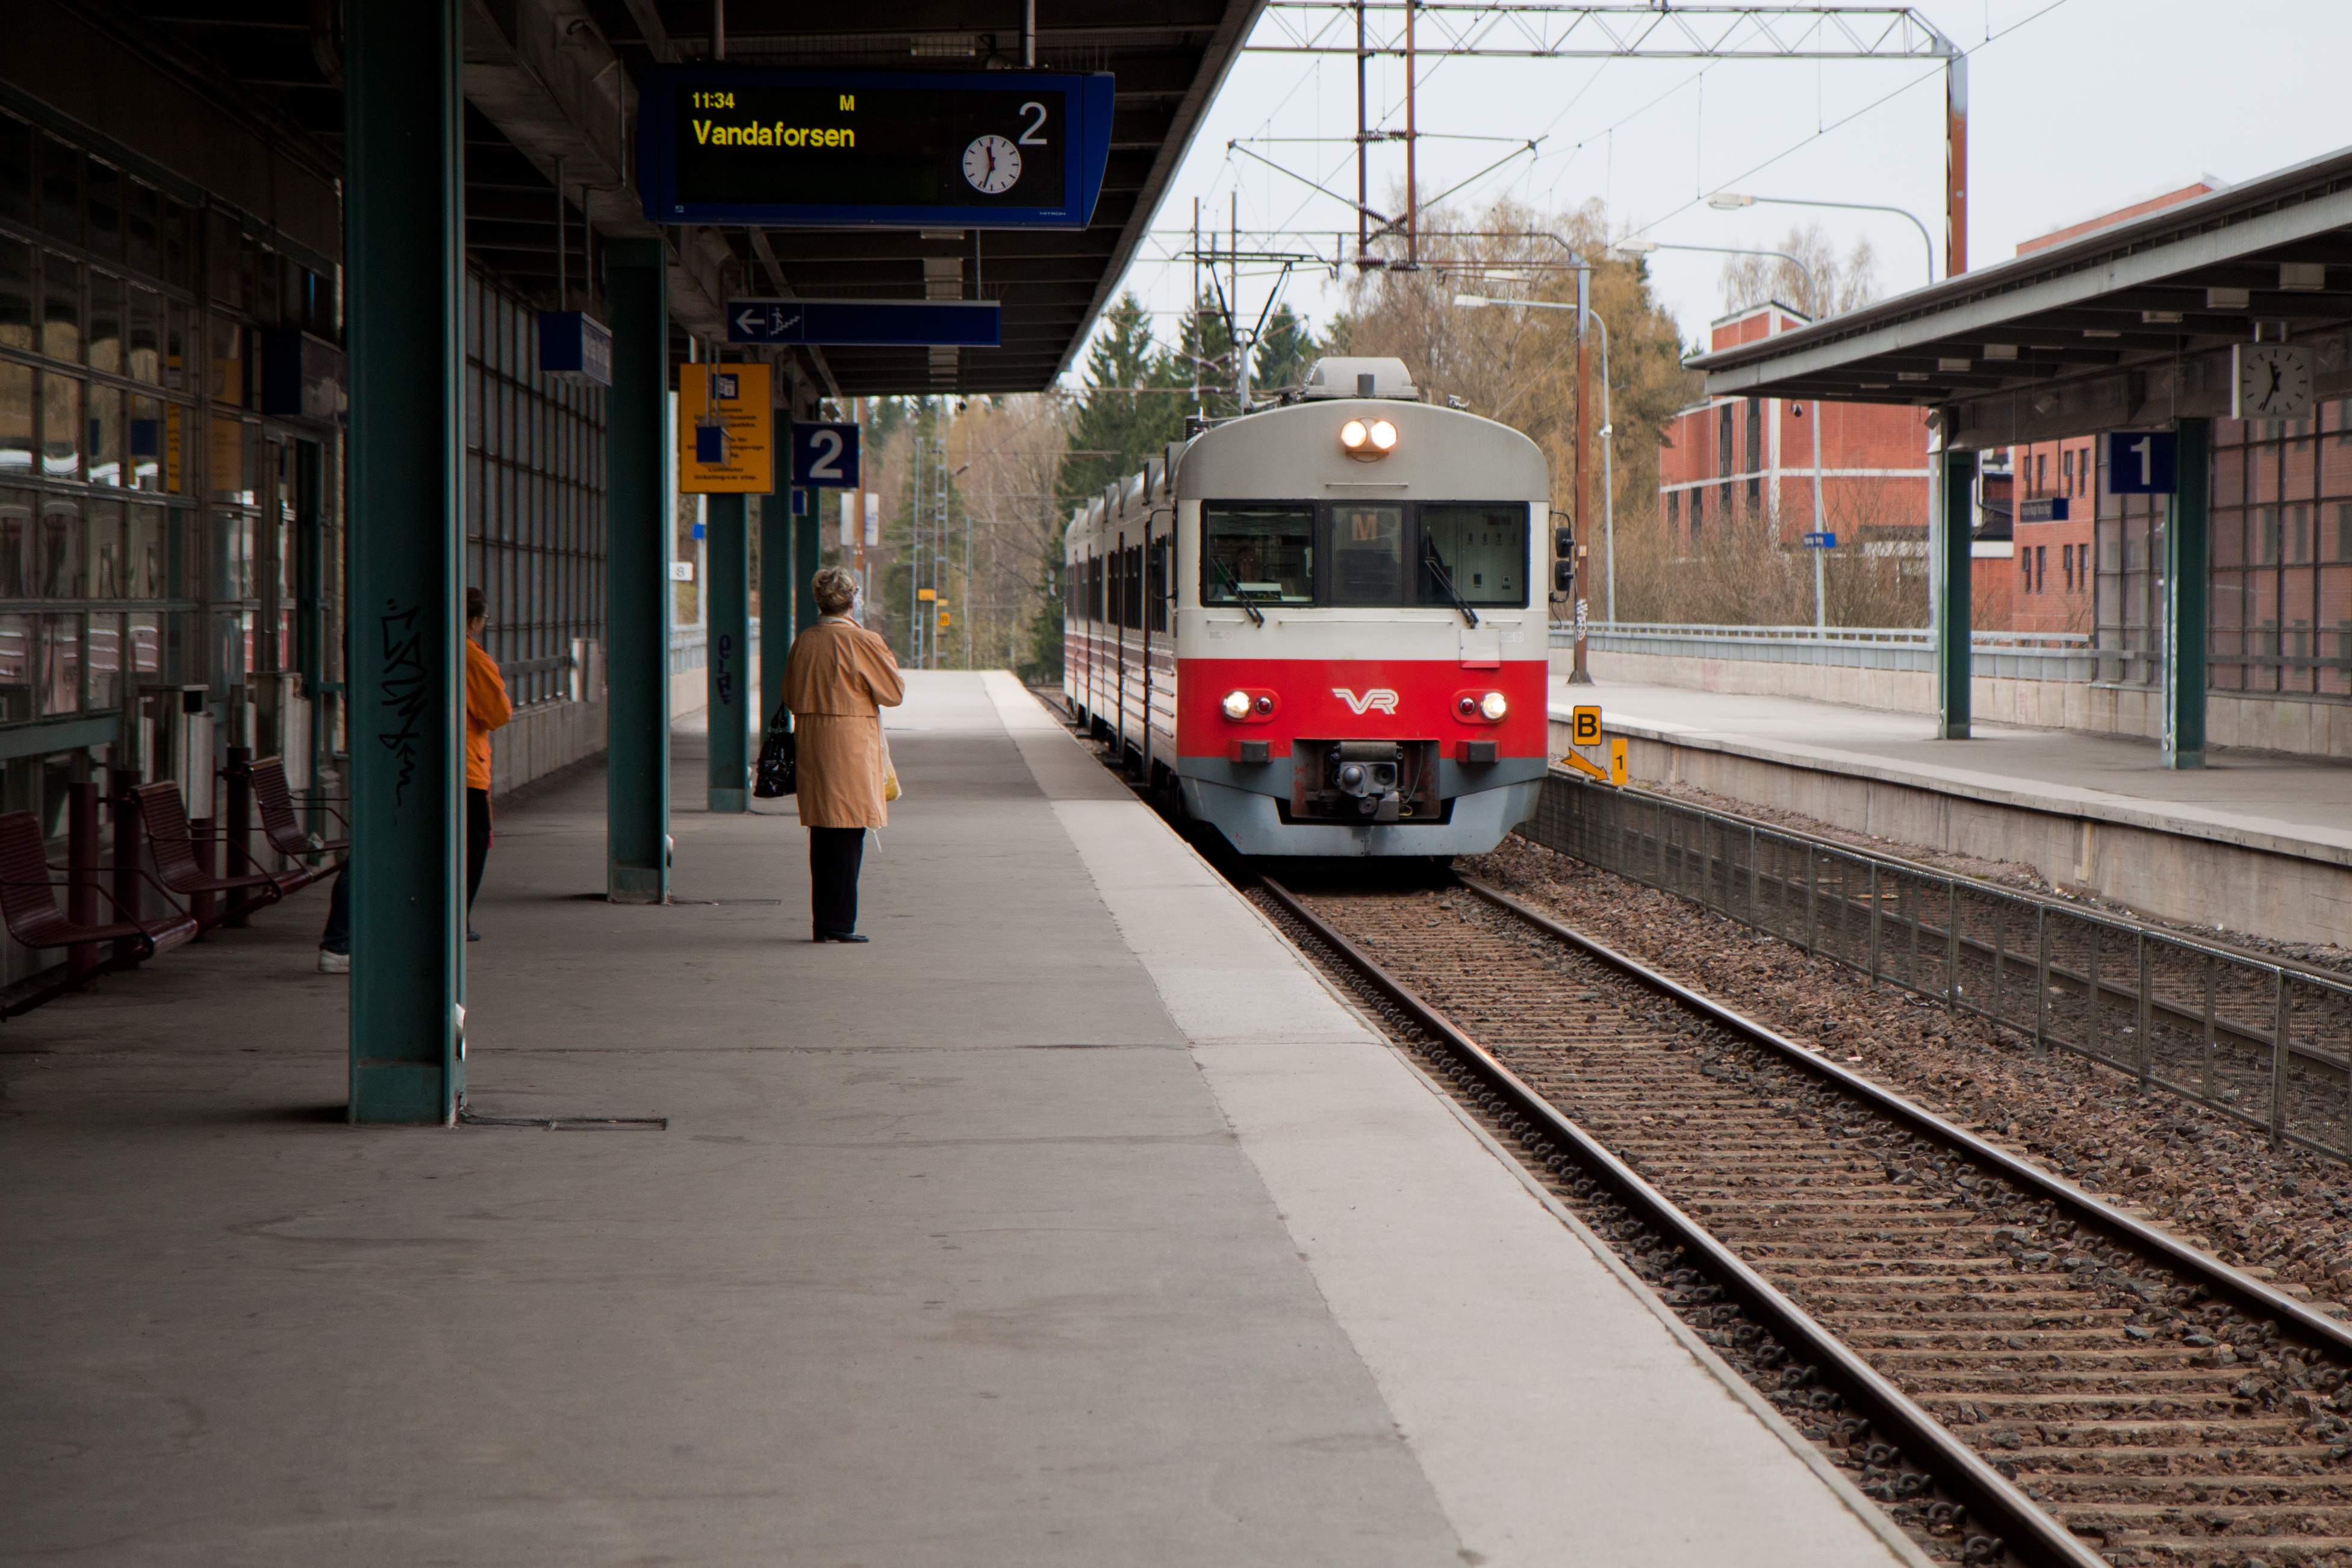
(2105, 430, 2176, 495)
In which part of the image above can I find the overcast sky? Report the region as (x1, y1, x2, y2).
(1077, 0, 2352, 378)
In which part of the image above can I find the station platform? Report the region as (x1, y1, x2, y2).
(1, 672, 1914, 1568)
(1550, 677, 2352, 948)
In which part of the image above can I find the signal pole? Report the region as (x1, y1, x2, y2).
(1569, 263, 1592, 684)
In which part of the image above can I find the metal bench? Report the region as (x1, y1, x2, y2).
(0, 809, 198, 1015)
(133, 782, 296, 932)
(233, 756, 348, 896)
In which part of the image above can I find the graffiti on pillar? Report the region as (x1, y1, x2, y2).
(378, 599, 428, 806)
(714, 632, 735, 707)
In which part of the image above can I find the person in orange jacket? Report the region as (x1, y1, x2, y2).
(464, 586, 513, 941)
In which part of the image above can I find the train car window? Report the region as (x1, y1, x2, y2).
(1418, 503, 1529, 606)
(1124, 543, 1144, 627)
(1146, 538, 1168, 632)
(1202, 503, 1313, 605)
(1331, 503, 1405, 604)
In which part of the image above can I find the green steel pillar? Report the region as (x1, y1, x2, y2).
(1936, 444, 1977, 741)
(794, 493, 821, 641)
(343, 0, 464, 1124)
(760, 415, 793, 724)
(605, 238, 670, 902)
(706, 491, 749, 810)
(2164, 418, 2210, 769)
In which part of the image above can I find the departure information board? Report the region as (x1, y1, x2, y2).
(638, 69, 1114, 229)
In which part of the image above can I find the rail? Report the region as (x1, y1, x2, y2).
(1524, 773, 2352, 1162)
(1257, 874, 2111, 1568)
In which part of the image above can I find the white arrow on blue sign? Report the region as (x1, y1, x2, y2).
(727, 298, 1001, 348)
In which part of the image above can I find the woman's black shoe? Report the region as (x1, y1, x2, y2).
(826, 932, 870, 943)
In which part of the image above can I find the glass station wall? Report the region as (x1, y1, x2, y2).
(0, 104, 340, 840)
(463, 273, 605, 711)
(2089, 411, 2352, 705)
(2209, 408, 2352, 700)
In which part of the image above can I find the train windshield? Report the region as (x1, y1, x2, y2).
(1419, 505, 1528, 606)
(1331, 503, 1405, 604)
(1202, 503, 1313, 605)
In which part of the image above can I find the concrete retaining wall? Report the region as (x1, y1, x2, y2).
(1564, 647, 2352, 762)
(488, 698, 608, 799)
(1551, 717, 2352, 948)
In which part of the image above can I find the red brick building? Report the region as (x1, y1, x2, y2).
(1999, 435, 2099, 632)
(1657, 302, 1932, 553)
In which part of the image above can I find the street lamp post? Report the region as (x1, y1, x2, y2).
(1705, 191, 1936, 290)
(1616, 238, 1831, 630)
(1449, 261, 1599, 682)
(1455, 293, 1614, 629)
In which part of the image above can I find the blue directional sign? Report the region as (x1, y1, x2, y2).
(791, 422, 860, 488)
(1801, 531, 1837, 549)
(639, 69, 1115, 230)
(2105, 430, 2176, 494)
(2018, 497, 2070, 523)
(727, 297, 1000, 349)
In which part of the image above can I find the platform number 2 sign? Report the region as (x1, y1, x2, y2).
(791, 422, 862, 488)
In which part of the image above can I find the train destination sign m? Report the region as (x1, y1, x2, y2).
(639, 69, 1115, 229)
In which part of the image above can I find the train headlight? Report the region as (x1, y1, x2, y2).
(1339, 417, 1396, 460)
(1479, 691, 1509, 721)
(1221, 689, 1252, 721)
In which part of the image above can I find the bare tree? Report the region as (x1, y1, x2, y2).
(1331, 194, 1699, 572)
(1718, 222, 1881, 322)
(1604, 472, 1926, 627)
(948, 394, 1071, 672)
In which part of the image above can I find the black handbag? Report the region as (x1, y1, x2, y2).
(753, 702, 797, 798)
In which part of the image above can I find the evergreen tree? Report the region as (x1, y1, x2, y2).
(1175, 289, 1240, 421)
(1023, 296, 1187, 681)
(1054, 294, 1183, 511)
(1251, 302, 1318, 397)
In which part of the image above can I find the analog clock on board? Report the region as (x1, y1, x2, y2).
(962, 135, 1022, 194)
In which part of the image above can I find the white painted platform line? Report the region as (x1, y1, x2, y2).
(982, 671, 1919, 1568)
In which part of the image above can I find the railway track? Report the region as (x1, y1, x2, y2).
(1537, 779, 2352, 1160)
(1254, 871, 2352, 1568)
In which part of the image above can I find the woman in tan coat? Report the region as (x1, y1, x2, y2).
(782, 567, 906, 942)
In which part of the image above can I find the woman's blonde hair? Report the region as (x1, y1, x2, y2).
(812, 567, 859, 614)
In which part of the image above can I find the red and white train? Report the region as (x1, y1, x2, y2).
(1063, 356, 1556, 857)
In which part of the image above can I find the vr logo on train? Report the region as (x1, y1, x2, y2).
(1332, 687, 1401, 716)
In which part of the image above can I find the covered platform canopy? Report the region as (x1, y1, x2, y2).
(113, 0, 1258, 394)
(69, 0, 1260, 1122)
(1691, 143, 2352, 448)
(1684, 143, 2352, 762)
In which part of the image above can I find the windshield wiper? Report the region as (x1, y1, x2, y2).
(1421, 541, 1479, 629)
(1206, 553, 1267, 626)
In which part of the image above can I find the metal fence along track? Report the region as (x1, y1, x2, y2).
(1526, 776, 2352, 1163)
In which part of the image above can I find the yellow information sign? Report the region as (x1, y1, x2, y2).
(676, 362, 773, 492)
(1558, 706, 1628, 787)
(917, 587, 936, 602)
